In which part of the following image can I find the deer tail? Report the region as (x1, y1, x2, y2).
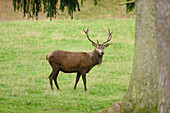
(46, 52, 54, 61)
(46, 54, 50, 61)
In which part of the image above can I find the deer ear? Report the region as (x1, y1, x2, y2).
(92, 42, 97, 47)
(104, 43, 110, 47)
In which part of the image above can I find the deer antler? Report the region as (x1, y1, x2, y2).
(103, 27, 113, 44)
(83, 27, 97, 44)
(96, 39, 100, 44)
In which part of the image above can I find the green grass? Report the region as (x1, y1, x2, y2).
(0, 19, 135, 113)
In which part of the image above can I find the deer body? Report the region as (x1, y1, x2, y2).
(46, 49, 102, 73)
(46, 27, 112, 91)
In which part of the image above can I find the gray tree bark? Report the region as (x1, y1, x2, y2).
(122, 0, 159, 112)
(156, 0, 170, 113)
(98, 0, 170, 113)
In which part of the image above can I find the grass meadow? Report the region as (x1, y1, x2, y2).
(0, 19, 135, 113)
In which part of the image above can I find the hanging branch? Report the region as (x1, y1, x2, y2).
(118, 0, 135, 5)
(13, 0, 98, 20)
(118, 0, 135, 12)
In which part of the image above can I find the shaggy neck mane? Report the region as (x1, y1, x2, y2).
(90, 49, 103, 66)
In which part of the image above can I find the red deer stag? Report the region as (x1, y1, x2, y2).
(46, 27, 112, 91)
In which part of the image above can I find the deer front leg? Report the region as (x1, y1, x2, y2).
(74, 73, 81, 90)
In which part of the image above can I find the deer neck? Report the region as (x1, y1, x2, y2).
(90, 49, 103, 65)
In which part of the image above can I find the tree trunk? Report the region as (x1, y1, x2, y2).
(122, 0, 159, 112)
(156, 0, 170, 113)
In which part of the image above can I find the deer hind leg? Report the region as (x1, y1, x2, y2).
(74, 73, 81, 90)
(53, 71, 60, 90)
(49, 69, 59, 91)
(49, 71, 55, 91)
(82, 74, 87, 91)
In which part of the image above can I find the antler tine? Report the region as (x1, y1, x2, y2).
(103, 27, 113, 44)
(108, 27, 110, 33)
(83, 26, 89, 33)
(83, 27, 96, 44)
(97, 39, 99, 44)
(103, 28, 108, 34)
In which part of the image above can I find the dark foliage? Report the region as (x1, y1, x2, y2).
(126, 0, 135, 12)
(12, 0, 84, 20)
(12, 0, 134, 20)
(43, 0, 58, 21)
(59, 0, 80, 19)
(13, 0, 42, 20)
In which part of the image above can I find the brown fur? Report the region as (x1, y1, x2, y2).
(47, 50, 102, 73)
(46, 49, 103, 91)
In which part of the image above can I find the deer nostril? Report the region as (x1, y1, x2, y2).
(101, 52, 104, 55)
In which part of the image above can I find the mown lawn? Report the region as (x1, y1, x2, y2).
(0, 19, 135, 113)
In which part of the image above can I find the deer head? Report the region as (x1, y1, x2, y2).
(83, 27, 112, 56)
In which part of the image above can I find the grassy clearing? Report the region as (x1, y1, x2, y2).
(0, 19, 135, 113)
